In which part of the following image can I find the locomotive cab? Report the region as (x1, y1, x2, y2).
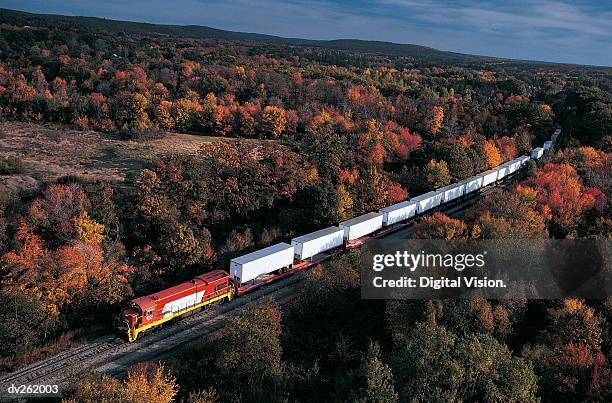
(122, 307, 139, 327)
(119, 304, 141, 341)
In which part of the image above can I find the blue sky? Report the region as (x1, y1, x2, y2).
(3, 0, 611, 66)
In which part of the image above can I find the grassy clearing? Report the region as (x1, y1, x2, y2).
(0, 122, 227, 192)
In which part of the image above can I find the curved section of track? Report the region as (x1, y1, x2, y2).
(0, 273, 304, 399)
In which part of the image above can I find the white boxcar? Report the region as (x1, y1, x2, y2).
(380, 200, 418, 226)
(412, 191, 443, 214)
(517, 155, 530, 166)
(543, 140, 553, 150)
(479, 169, 499, 187)
(461, 176, 484, 194)
(504, 162, 516, 175)
(531, 147, 544, 159)
(230, 243, 294, 283)
(291, 226, 344, 260)
(339, 212, 383, 241)
(495, 164, 510, 180)
(438, 182, 465, 203)
(504, 159, 522, 175)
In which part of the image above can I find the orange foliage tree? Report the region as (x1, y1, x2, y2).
(1, 221, 79, 315)
(355, 124, 385, 167)
(154, 100, 174, 130)
(259, 105, 286, 139)
(1, 217, 131, 316)
(467, 185, 549, 239)
(413, 212, 468, 239)
(387, 182, 408, 205)
(524, 163, 603, 234)
(482, 140, 503, 169)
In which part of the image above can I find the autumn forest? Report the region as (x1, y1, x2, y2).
(0, 7, 611, 403)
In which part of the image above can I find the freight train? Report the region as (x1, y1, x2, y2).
(118, 129, 560, 341)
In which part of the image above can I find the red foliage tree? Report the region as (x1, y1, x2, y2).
(524, 163, 600, 233)
(29, 184, 91, 246)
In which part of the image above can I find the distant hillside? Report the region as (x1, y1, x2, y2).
(0, 7, 494, 65)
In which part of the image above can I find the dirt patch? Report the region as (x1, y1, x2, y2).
(0, 122, 223, 190)
(0, 175, 40, 195)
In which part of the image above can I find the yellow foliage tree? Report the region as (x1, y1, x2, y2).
(260, 105, 286, 139)
(154, 100, 174, 130)
(70, 363, 177, 403)
(424, 159, 452, 189)
(75, 211, 105, 246)
(428, 106, 444, 135)
(68, 374, 123, 402)
(123, 362, 178, 403)
(172, 97, 202, 131)
(306, 166, 320, 184)
(337, 184, 354, 221)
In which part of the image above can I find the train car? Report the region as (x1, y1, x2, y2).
(543, 140, 553, 151)
(531, 147, 544, 159)
(503, 159, 522, 175)
(495, 164, 510, 180)
(438, 182, 465, 203)
(380, 200, 417, 226)
(339, 212, 384, 241)
(230, 243, 294, 284)
(291, 226, 344, 260)
(119, 270, 233, 342)
(551, 129, 561, 143)
(461, 176, 484, 194)
(517, 155, 530, 166)
(479, 169, 499, 187)
(412, 191, 443, 214)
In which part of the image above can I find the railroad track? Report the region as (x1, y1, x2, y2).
(0, 336, 123, 387)
(0, 272, 305, 400)
(102, 283, 299, 379)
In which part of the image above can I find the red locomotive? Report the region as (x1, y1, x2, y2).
(118, 269, 235, 342)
